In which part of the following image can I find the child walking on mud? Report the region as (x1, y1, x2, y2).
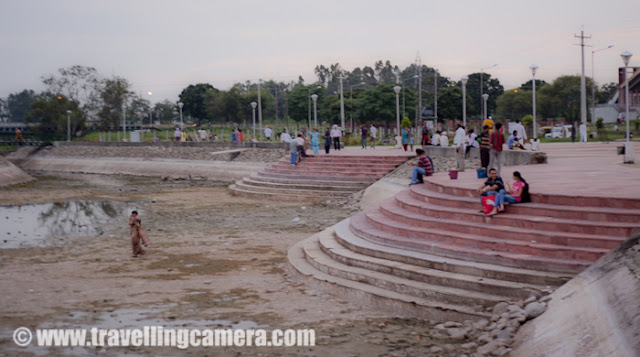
(129, 210, 150, 257)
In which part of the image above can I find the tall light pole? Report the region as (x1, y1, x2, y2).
(621, 51, 634, 164)
(177, 102, 184, 128)
(461, 76, 468, 127)
(66, 110, 72, 142)
(257, 79, 263, 141)
(480, 64, 498, 120)
(307, 85, 321, 131)
(122, 103, 127, 139)
(482, 93, 489, 121)
(250, 102, 257, 140)
(311, 94, 318, 128)
(350, 82, 365, 128)
(394, 86, 401, 143)
(591, 45, 614, 137)
(402, 75, 419, 120)
(530, 65, 539, 139)
(147, 91, 153, 127)
(339, 76, 345, 128)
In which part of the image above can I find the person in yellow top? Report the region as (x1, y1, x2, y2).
(483, 116, 495, 133)
(15, 128, 23, 144)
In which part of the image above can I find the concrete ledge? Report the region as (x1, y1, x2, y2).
(55, 141, 288, 149)
(419, 146, 547, 166)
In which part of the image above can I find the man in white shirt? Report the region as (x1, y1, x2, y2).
(431, 131, 440, 146)
(330, 125, 342, 151)
(512, 119, 527, 148)
(369, 124, 377, 149)
(453, 124, 466, 171)
(579, 122, 587, 142)
(264, 126, 272, 141)
(199, 129, 207, 142)
(280, 129, 292, 143)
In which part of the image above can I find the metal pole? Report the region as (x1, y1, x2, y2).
(579, 30, 587, 138)
(625, 64, 630, 143)
(462, 84, 466, 128)
(532, 74, 537, 139)
(418, 67, 422, 125)
(339, 76, 345, 128)
(66, 110, 71, 142)
(252, 107, 256, 139)
(434, 71, 438, 120)
(307, 88, 311, 131)
(480, 71, 484, 119)
(313, 98, 318, 128)
(258, 80, 263, 141)
(402, 85, 406, 119)
(396, 92, 400, 136)
(122, 105, 127, 139)
(483, 97, 488, 122)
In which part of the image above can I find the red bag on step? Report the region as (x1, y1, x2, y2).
(482, 195, 497, 215)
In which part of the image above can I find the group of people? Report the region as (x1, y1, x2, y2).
(359, 123, 378, 149)
(478, 168, 530, 216)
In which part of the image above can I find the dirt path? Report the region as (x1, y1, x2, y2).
(0, 174, 474, 356)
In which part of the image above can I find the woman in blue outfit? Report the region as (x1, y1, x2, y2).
(324, 127, 332, 154)
(310, 128, 320, 154)
(401, 127, 409, 151)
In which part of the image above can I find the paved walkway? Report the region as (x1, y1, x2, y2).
(427, 142, 640, 199)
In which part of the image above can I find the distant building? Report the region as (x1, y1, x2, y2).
(595, 67, 640, 123)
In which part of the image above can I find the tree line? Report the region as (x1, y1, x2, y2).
(0, 62, 619, 136)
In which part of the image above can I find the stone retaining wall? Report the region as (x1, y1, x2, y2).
(419, 146, 547, 166)
(54, 141, 288, 149)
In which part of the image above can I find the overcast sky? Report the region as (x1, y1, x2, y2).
(1, 0, 638, 103)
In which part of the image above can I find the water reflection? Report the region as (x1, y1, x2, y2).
(1, 200, 134, 249)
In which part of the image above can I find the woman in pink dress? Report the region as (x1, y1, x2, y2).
(488, 171, 530, 215)
(129, 211, 150, 257)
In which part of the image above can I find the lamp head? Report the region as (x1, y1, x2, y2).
(621, 51, 633, 66)
(530, 64, 539, 76)
(460, 76, 468, 85)
(178, 102, 184, 109)
(482, 93, 489, 100)
(310, 94, 318, 101)
(393, 86, 401, 95)
(250, 102, 257, 109)
(66, 110, 72, 114)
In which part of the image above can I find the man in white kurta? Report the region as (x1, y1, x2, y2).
(453, 124, 466, 171)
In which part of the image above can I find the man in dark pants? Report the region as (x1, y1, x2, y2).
(479, 125, 491, 172)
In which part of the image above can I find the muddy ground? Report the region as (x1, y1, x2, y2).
(0, 173, 475, 356)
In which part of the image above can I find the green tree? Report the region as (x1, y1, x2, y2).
(153, 100, 178, 124)
(41, 65, 101, 117)
(537, 75, 594, 124)
(97, 76, 134, 130)
(401, 117, 412, 128)
(522, 114, 533, 126)
(436, 86, 463, 121)
(598, 82, 618, 103)
(462, 73, 504, 117)
(7, 89, 38, 122)
(353, 84, 398, 127)
(25, 94, 86, 135)
(178, 83, 216, 124)
(496, 89, 532, 120)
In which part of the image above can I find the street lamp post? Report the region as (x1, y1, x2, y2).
(311, 94, 318, 128)
(339, 76, 345, 129)
(258, 79, 263, 141)
(461, 76, 468, 127)
(482, 93, 489, 121)
(307, 86, 322, 131)
(350, 82, 365, 129)
(480, 64, 498, 121)
(177, 102, 184, 129)
(394, 86, 401, 146)
(66, 110, 72, 142)
(530, 65, 539, 139)
(621, 51, 634, 164)
(122, 103, 127, 139)
(591, 46, 614, 138)
(250, 102, 257, 140)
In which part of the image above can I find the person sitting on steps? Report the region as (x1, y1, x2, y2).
(478, 168, 504, 204)
(488, 171, 530, 215)
(409, 149, 433, 185)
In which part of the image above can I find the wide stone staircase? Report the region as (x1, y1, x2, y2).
(230, 154, 411, 201)
(288, 176, 640, 322)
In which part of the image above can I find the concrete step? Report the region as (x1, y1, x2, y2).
(333, 218, 571, 287)
(318, 226, 546, 299)
(287, 232, 491, 322)
(424, 179, 640, 210)
(234, 180, 354, 196)
(257, 171, 378, 183)
(242, 177, 363, 192)
(269, 163, 393, 174)
(249, 173, 369, 187)
(397, 191, 638, 237)
(303, 235, 510, 308)
(229, 184, 337, 202)
(365, 209, 608, 262)
(391, 191, 626, 250)
(276, 158, 404, 169)
(410, 185, 640, 224)
(264, 167, 385, 177)
(303, 155, 412, 162)
(350, 211, 592, 274)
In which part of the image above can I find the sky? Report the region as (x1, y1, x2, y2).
(1, 0, 639, 104)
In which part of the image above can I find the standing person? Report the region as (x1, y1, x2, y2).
(439, 131, 449, 147)
(571, 124, 576, 143)
(289, 137, 298, 166)
(173, 127, 181, 142)
(401, 127, 409, 151)
(513, 119, 527, 147)
(488, 122, 505, 177)
(421, 121, 430, 146)
(483, 116, 495, 133)
(281, 129, 292, 143)
(295, 133, 307, 162)
(361, 125, 368, 149)
(237, 129, 245, 142)
(331, 124, 342, 151)
(369, 123, 377, 149)
(181, 130, 187, 142)
(453, 124, 466, 171)
(310, 128, 320, 154)
(465, 129, 478, 158)
(579, 122, 587, 143)
(199, 128, 207, 142)
(129, 211, 149, 257)
(409, 133, 415, 151)
(14, 128, 22, 145)
(324, 127, 332, 154)
(264, 125, 272, 141)
(408, 149, 434, 185)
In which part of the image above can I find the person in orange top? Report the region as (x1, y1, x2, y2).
(483, 116, 494, 133)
